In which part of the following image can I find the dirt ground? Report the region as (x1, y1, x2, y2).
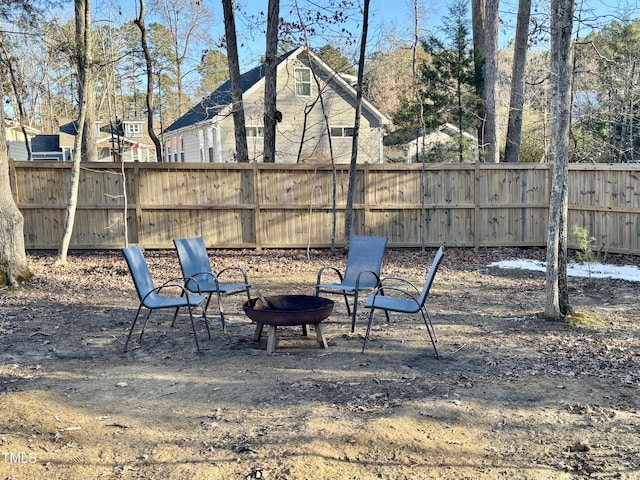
(0, 246, 639, 480)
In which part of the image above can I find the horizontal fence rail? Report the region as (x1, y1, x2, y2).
(8, 160, 640, 254)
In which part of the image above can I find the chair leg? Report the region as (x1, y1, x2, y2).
(202, 309, 211, 340)
(198, 293, 215, 337)
(423, 308, 437, 342)
(377, 288, 391, 324)
(139, 309, 153, 340)
(187, 305, 201, 353)
(421, 309, 439, 359)
(342, 291, 351, 317)
(215, 290, 226, 332)
(124, 305, 145, 352)
(171, 290, 188, 327)
(351, 291, 359, 333)
(362, 308, 376, 353)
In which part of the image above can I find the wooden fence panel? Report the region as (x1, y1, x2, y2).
(423, 165, 475, 206)
(369, 168, 422, 204)
(476, 165, 549, 248)
(9, 161, 640, 254)
(566, 165, 640, 253)
(138, 209, 252, 248)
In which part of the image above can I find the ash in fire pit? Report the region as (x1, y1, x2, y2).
(243, 295, 334, 354)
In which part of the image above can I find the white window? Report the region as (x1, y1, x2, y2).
(330, 126, 354, 137)
(207, 127, 215, 162)
(165, 140, 174, 162)
(295, 68, 311, 96)
(198, 130, 204, 162)
(125, 122, 143, 137)
(246, 126, 264, 138)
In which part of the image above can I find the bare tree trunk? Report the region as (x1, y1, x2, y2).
(483, 0, 500, 163)
(471, 0, 486, 153)
(504, 0, 531, 163)
(309, 67, 337, 252)
(222, 0, 249, 163)
(291, 1, 337, 251)
(412, 0, 428, 250)
(76, 0, 96, 162)
(344, 0, 370, 245)
(82, 72, 96, 161)
(545, 0, 574, 319)
(135, 0, 163, 162)
(263, 0, 279, 163)
(0, 105, 30, 286)
(57, 0, 91, 264)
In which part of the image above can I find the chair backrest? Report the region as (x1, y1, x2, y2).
(122, 245, 156, 302)
(416, 246, 445, 307)
(343, 236, 388, 288)
(173, 237, 213, 289)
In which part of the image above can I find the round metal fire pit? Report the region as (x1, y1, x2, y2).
(243, 295, 334, 354)
(243, 295, 334, 325)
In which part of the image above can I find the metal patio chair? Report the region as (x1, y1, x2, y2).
(122, 245, 210, 353)
(315, 235, 388, 333)
(362, 246, 445, 357)
(173, 237, 251, 331)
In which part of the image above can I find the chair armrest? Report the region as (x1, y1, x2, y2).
(141, 277, 192, 301)
(316, 266, 344, 285)
(184, 272, 219, 293)
(368, 285, 421, 305)
(378, 276, 420, 295)
(354, 269, 382, 290)
(217, 266, 250, 284)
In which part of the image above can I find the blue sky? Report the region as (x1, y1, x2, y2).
(202, 0, 639, 70)
(106, 0, 638, 71)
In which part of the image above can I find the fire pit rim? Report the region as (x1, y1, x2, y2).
(242, 294, 334, 327)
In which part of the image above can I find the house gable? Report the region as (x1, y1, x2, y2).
(164, 47, 390, 164)
(165, 49, 299, 134)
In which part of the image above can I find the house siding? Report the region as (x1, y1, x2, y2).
(7, 141, 29, 160)
(184, 132, 200, 162)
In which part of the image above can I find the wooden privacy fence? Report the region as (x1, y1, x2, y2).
(8, 160, 640, 254)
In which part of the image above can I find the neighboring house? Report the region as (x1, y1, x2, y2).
(24, 118, 157, 162)
(98, 118, 157, 162)
(30, 134, 74, 161)
(405, 123, 478, 163)
(59, 118, 157, 162)
(164, 46, 390, 164)
(5, 118, 40, 160)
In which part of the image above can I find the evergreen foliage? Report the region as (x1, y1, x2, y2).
(390, 0, 480, 162)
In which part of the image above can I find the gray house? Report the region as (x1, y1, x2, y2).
(406, 123, 478, 163)
(164, 46, 390, 164)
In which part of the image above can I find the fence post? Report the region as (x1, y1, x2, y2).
(133, 162, 143, 248)
(474, 160, 480, 249)
(252, 162, 262, 250)
(363, 162, 370, 235)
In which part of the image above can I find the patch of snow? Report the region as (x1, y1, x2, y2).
(487, 259, 640, 282)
